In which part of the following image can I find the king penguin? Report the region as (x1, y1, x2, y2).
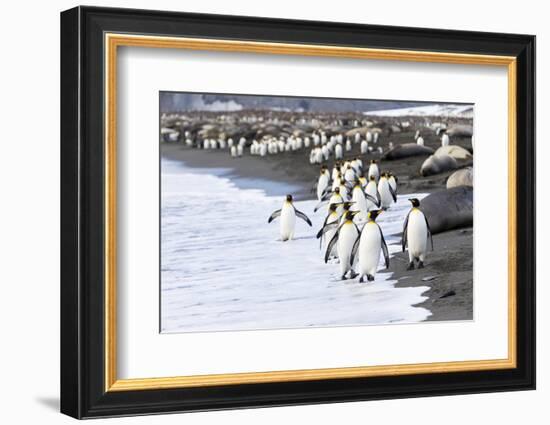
(316, 203, 340, 258)
(377, 172, 397, 209)
(368, 160, 380, 182)
(350, 209, 390, 282)
(268, 194, 312, 241)
(325, 210, 360, 280)
(365, 175, 381, 211)
(316, 165, 330, 201)
(402, 198, 434, 269)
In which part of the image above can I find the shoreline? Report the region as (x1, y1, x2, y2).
(160, 141, 473, 322)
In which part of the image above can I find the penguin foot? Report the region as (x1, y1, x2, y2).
(349, 271, 358, 279)
(407, 262, 415, 270)
(341, 275, 348, 281)
(418, 261, 424, 269)
(367, 274, 375, 282)
(359, 276, 364, 283)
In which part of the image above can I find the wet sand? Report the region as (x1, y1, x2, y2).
(161, 129, 473, 322)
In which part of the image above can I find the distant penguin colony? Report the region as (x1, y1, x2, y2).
(159, 110, 475, 283)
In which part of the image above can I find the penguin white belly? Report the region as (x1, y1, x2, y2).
(378, 179, 393, 209)
(352, 188, 368, 219)
(337, 223, 358, 276)
(407, 210, 428, 259)
(280, 203, 296, 241)
(368, 165, 379, 181)
(358, 223, 382, 277)
(324, 218, 339, 258)
(365, 182, 378, 210)
(317, 174, 329, 200)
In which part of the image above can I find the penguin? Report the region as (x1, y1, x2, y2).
(360, 139, 368, 154)
(344, 164, 356, 183)
(325, 210, 360, 280)
(441, 133, 450, 146)
(350, 209, 390, 282)
(334, 143, 343, 160)
(316, 165, 330, 200)
(416, 136, 425, 146)
(358, 171, 368, 188)
(351, 181, 368, 220)
(316, 203, 340, 257)
(365, 175, 381, 211)
(268, 194, 312, 241)
(336, 178, 351, 202)
(388, 172, 398, 195)
(314, 186, 344, 213)
(368, 160, 379, 182)
(402, 198, 434, 269)
(338, 201, 356, 225)
(377, 172, 397, 209)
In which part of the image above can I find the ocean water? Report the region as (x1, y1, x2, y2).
(161, 158, 431, 333)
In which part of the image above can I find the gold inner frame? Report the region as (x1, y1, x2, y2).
(104, 33, 517, 392)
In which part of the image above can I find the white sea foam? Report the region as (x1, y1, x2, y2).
(161, 158, 431, 333)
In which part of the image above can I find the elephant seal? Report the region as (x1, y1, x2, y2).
(447, 167, 474, 189)
(383, 143, 434, 160)
(435, 145, 473, 160)
(421, 186, 473, 234)
(445, 124, 473, 138)
(420, 154, 458, 176)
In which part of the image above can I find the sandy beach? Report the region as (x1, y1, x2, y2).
(161, 125, 474, 323)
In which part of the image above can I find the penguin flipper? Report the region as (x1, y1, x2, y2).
(379, 225, 390, 269)
(320, 191, 333, 202)
(424, 214, 434, 251)
(324, 230, 340, 264)
(321, 186, 332, 198)
(316, 221, 338, 239)
(294, 207, 313, 226)
(365, 193, 379, 206)
(402, 210, 411, 252)
(349, 230, 363, 267)
(313, 200, 328, 212)
(268, 209, 281, 223)
(388, 185, 397, 203)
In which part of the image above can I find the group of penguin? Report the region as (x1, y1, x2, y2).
(183, 127, 384, 164)
(308, 131, 383, 165)
(268, 159, 434, 282)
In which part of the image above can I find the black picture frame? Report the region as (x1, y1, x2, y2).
(60, 5, 535, 419)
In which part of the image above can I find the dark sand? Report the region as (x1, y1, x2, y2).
(161, 128, 473, 322)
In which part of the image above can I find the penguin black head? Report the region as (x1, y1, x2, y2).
(368, 209, 383, 221)
(286, 194, 293, 202)
(334, 187, 340, 194)
(369, 175, 376, 181)
(370, 159, 377, 164)
(408, 198, 420, 208)
(342, 201, 355, 211)
(344, 210, 359, 221)
(328, 203, 338, 212)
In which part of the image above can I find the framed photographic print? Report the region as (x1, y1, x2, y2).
(60, 6, 536, 419)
